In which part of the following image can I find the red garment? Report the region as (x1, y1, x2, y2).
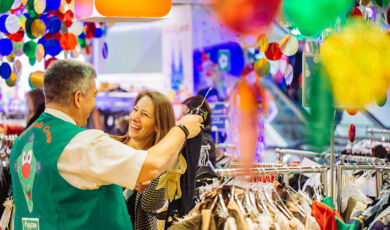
(312, 201, 338, 230)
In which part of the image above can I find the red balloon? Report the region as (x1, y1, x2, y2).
(215, 0, 282, 34)
(45, 32, 61, 41)
(8, 29, 25, 42)
(85, 22, 96, 39)
(45, 57, 58, 69)
(265, 43, 283, 61)
(60, 33, 78, 51)
(63, 10, 74, 28)
(350, 7, 362, 17)
(348, 124, 356, 143)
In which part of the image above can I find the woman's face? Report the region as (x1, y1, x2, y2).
(128, 96, 157, 142)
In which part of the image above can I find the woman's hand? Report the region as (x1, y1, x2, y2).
(134, 181, 151, 193)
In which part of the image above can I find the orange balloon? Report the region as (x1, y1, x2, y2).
(60, 33, 78, 51)
(346, 108, 359, 116)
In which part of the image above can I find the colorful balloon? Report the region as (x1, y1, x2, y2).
(23, 40, 38, 58)
(0, 63, 12, 80)
(13, 59, 23, 77)
(8, 29, 25, 42)
(283, 0, 354, 36)
(44, 57, 57, 69)
(36, 43, 45, 62)
(5, 14, 21, 34)
(45, 0, 60, 11)
(320, 19, 390, 107)
(257, 34, 268, 52)
(280, 34, 299, 56)
(13, 41, 24, 56)
(254, 58, 270, 77)
(102, 42, 108, 59)
(349, 124, 356, 143)
(0, 38, 13, 56)
(44, 38, 62, 56)
(60, 33, 77, 51)
(6, 72, 17, 87)
(215, 0, 282, 34)
(376, 95, 387, 107)
(34, 0, 46, 14)
(0, 0, 13, 13)
(346, 108, 359, 116)
(29, 70, 44, 89)
(31, 19, 46, 38)
(265, 42, 282, 60)
(284, 64, 294, 86)
(0, 15, 9, 33)
(46, 16, 61, 34)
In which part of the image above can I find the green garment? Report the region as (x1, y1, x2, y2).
(321, 196, 358, 230)
(10, 113, 133, 230)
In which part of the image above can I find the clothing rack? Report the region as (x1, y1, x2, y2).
(216, 166, 329, 196)
(336, 164, 390, 211)
(276, 148, 324, 161)
(367, 128, 390, 142)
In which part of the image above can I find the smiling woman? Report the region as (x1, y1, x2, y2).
(111, 90, 176, 230)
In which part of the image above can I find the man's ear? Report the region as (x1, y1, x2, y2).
(73, 90, 82, 109)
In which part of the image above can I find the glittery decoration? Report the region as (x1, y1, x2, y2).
(46, 16, 61, 34)
(0, 38, 13, 56)
(69, 21, 83, 36)
(254, 58, 270, 77)
(257, 34, 268, 52)
(102, 42, 108, 59)
(31, 19, 46, 38)
(8, 29, 25, 42)
(0, 0, 13, 13)
(71, 45, 81, 58)
(23, 40, 38, 58)
(284, 64, 294, 86)
(265, 42, 282, 61)
(44, 38, 62, 56)
(6, 72, 17, 87)
(60, 33, 77, 51)
(0, 63, 12, 80)
(13, 59, 23, 77)
(13, 41, 24, 56)
(7, 53, 16, 62)
(29, 70, 44, 89)
(46, 0, 60, 11)
(5, 14, 21, 34)
(34, 0, 46, 14)
(36, 43, 44, 62)
(44, 57, 57, 69)
(279, 34, 298, 56)
(376, 95, 387, 107)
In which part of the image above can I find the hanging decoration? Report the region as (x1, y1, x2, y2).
(0, 0, 108, 88)
(282, 0, 354, 36)
(376, 95, 387, 107)
(28, 70, 44, 89)
(214, 0, 282, 34)
(348, 124, 356, 143)
(254, 58, 270, 77)
(320, 19, 390, 107)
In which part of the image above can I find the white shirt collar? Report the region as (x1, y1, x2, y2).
(44, 108, 77, 125)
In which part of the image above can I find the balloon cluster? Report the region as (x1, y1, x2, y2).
(254, 33, 298, 86)
(0, 0, 107, 87)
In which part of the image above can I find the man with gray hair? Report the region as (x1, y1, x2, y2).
(10, 60, 202, 230)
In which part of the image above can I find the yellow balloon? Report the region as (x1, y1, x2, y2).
(320, 19, 390, 107)
(6, 72, 18, 87)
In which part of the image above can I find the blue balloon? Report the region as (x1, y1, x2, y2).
(46, 16, 61, 34)
(45, 0, 61, 11)
(0, 15, 8, 34)
(78, 33, 85, 39)
(0, 38, 13, 56)
(0, 63, 11, 80)
(44, 39, 62, 56)
(38, 36, 46, 46)
(94, 28, 104, 38)
(39, 13, 50, 23)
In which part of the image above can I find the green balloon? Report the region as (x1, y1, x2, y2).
(283, 0, 354, 36)
(23, 41, 38, 59)
(27, 0, 38, 17)
(376, 95, 387, 107)
(307, 65, 335, 150)
(0, 0, 13, 13)
(25, 17, 38, 40)
(29, 57, 36, 66)
(78, 37, 86, 49)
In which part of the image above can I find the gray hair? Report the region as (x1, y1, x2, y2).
(43, 60, 96, 106)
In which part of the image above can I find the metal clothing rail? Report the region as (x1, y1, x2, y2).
(0, 134, 17, 141)
(367, 128, 390, 142)
(336, 164, 390, 211)
(276, 148, 325, 161)
(216, 166, 328, 196)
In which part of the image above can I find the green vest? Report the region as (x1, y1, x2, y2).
(10, 113, 133, 230)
